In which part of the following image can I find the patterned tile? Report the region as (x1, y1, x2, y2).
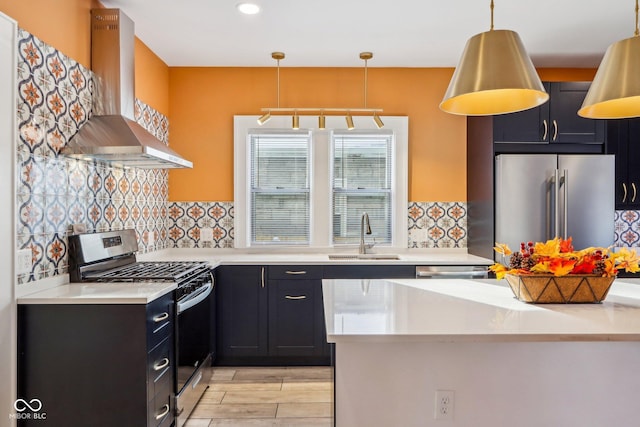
(167, 202, 235, 248)
(408, 202, 468, 248)
(615, 210, 640, 247)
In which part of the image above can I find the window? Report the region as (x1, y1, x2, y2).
(332, 132, 393, 245)
(234, 115, 408, 248)
(250, 132, 311, 245)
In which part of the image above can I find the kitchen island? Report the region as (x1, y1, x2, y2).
(322, 278, 640, 426)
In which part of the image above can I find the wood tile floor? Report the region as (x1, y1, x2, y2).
(185, 366, 334, 427)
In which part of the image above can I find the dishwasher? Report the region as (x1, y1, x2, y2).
(415, 265, 489, 279)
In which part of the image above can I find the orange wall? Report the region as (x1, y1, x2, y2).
(0, 0, 99, 68)
(134, 39, 169, 116)
(168, 67, 468, 202)
(167, 66, 597, 202)
(0, 0, 169, 115)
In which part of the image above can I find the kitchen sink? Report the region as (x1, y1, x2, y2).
(328, 254, 401, 260)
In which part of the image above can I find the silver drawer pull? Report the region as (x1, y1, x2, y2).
(154, 357, 170, 371)
(285, 270, 307, 275)
(155, 404, 170, 420)
(153, 312, 169, 323)
(285, 295, 307, 300)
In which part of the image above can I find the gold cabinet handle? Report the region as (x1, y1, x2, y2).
(633, 183, 637, 203)
(285, 295, 307, 300)
(261, 267, 265, 288)
(153, 312, 169, 323)
(623, 183, 628, 203)
(155, 404, 170, 420)
(552, 120, 558, 141)
(285, 270, 307, 275)
(153, 357, 170, 371)
(542, 119, 548, 140)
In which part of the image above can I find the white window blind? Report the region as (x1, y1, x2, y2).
(250, 131, 311, 245)
(332, 132, 393, 245)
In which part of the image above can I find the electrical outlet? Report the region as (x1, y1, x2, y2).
(16, 249, 32, 275)
(148, 231, 155, 246)
(201, 227, 214, 242)
(434, 390, 454, 420)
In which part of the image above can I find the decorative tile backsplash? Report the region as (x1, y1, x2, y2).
(167, 202, 235, 248)
(165, 201, 469, 249)
(408, 202, 467, 248)
(615, 210, 640, 247)
(15, 28, 170, 284)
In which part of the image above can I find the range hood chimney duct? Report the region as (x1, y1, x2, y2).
(63, 8, 192, 169)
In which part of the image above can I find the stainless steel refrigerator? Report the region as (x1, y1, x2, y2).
(495, 154, 614, 259)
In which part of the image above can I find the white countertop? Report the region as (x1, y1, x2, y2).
(138, 248, 493, 266)
(16, 282, 176, 304)
(322, 278, 640, 343)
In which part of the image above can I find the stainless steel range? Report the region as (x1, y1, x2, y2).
(68, 229, 213, 427)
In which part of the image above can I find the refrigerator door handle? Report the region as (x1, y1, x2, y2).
(554, 169, 560, 239)
(562, 169, 568, 240)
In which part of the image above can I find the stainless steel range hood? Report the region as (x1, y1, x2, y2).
(63, 8, 192, 169)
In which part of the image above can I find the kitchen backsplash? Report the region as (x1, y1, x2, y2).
(165, 201, 469, 249)
(615, 210, 640, 247)
(15, 28, 169, 284)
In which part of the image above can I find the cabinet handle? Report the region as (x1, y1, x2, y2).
(542, 119, 548, 140)
(623, 183, 628, 203)
(285, 295, 307, 300)
(153, 312, 169, 323)
(155, 404, 170, 420)
(285, 270, 307, 275)
(633, 183, 637, 203)
(552, 119, 558, 141)
(153, 357, 170, 371)
(261, 267, 265, 288)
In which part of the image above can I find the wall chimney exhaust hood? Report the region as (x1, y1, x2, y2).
(62, 8, 192, 169)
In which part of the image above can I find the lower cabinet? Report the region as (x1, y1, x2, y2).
(216, 265, 330, 365)
(17, 293, 175, 427)
(268, 265, 327, 360)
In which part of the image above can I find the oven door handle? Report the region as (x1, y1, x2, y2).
(177, 281, 213, 314)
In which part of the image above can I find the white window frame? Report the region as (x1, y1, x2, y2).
(234, 115, 408, 249)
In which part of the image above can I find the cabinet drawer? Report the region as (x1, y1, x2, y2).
(148, 391, 173, 427)
(146, 292, 174, 348)
(148, 336, 172, 398)
(268, 265, 323, 280)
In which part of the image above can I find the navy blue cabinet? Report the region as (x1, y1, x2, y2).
(606, 118, 640, 209)
(268, 266, 329, 362)
(17, 293, 175, 427)
(216, 265, 330, 365)
(216, 265, 269, 362)
(493, 82, 605, 145)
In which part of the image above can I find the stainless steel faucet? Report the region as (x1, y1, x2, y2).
(359, 212, 373, 254)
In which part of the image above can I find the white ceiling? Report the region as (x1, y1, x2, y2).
(100, 0, 637, 68)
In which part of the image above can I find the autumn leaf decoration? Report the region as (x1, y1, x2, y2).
(490, 237, 639, 280)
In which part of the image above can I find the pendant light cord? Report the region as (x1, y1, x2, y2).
(364, 57, 368, 109)
(276, 57, 281, 108)
(635, 0, 639, 37)
(490, 0, 495, 31)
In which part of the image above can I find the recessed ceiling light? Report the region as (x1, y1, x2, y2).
(237, 3, 260, 15)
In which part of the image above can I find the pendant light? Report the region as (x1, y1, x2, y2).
(440, 0, 548, 116)
(579, 0, 640, 119)
(257, 52, 383, 129)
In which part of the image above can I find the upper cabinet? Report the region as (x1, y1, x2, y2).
(606, 118, 640, 209)
(493, 82, 605, 144)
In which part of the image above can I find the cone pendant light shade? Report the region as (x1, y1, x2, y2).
(440, 29, 548, 116)
(578, 0, 640, 119)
